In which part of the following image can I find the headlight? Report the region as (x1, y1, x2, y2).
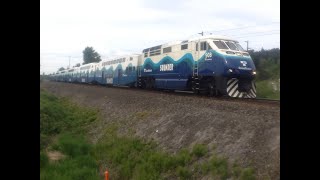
(252, 71, 256, 75)
(228, 69, 233, 73)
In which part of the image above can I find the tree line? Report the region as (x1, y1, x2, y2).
(249, 48, 280, 81)
(58, 47, 101, 71)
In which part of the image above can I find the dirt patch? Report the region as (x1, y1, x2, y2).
(41, 81, 280, 179)
(47, 150, 65, 162)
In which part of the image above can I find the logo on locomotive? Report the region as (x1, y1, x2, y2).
(144, 68, 152, 72)
(160, 63, 173, 71)
(240, 61, 247, 66)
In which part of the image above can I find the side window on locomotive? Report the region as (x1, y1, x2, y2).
(163, 47, 172, 53)
(208, 42, 212, 50)
(181, 44, 188, 50)
(200, 42, 207, 51)
(143, 48, 149, 57)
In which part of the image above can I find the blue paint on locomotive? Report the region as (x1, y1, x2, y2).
(140, 53, 194, 90)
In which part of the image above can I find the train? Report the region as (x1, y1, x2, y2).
(49, 35, 257, 98)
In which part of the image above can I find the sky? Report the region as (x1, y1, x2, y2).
(40, 0, 280, 74)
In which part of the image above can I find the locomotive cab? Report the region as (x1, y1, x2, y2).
(193, 36, 257, 98)
(212, 39, 256, 98)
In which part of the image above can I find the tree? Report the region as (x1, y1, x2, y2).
(248, 48, 280, 81)
(75, 63, 81, 67)
(82, 47, 101, 65)
(58, 67, 65, 71)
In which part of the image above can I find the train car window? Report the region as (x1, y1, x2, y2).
(208, 42, 212, 50)
(181, 44, 188, 50)
(149, 45, 162, 56)
(144, 52, 148, 57)
(163, 47, 172, 53)
(133, 66, 135, 71)
(235, 43, 245, 51)
(150, 50, 161, 56)
(142, 48, 149, 53)
(150, 51, 158, 56)
(213, 41, 229, 49)
(225, 42, 238, 50)
(200, 42, 207, 50)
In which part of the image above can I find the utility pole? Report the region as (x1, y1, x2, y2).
(245, 41, 249, 51)
(198, 31, 204, 36)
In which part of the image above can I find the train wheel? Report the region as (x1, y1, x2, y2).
(145, 78, 154, 89)
(208, 82, 214, 96)
(140, 79, 146, 89)
(208, 80, 217, 96)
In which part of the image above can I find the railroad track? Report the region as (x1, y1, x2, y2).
(51, 81, 280, 105)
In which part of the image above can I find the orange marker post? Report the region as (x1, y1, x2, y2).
(104, 170, 109, 180)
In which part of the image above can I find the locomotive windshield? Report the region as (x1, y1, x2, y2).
(213, 41, 228, 49)
(235, 43, 245, 51)
(225, 42, 238, 50)
(214, 40, 246, 52)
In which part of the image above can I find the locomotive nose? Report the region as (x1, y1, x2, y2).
(238, 79, 252, 92)
(225, 56, 256, 71)
(226, 78, 256, 98)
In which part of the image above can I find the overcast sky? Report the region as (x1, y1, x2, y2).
(40, 0, 280, 74)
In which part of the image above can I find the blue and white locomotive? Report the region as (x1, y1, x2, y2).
(138, 35, 256, 98)
(51, 35, 257, 98)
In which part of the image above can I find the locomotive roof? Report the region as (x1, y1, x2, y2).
(151, 35, 239, 49)
(188, 35, 239, 42)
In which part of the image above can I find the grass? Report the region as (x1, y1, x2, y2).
(256, 80, 280, 100)
(176, 166, 191, 179)
(40, 134, 99, 180)
(40, 89, 99, 179)
(51, 133, 92, 157)
(93, 134, 256, 180)
(192, 144, 208, 158)
(40, 89, 98, 143)
(40, 89, 256, 180)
